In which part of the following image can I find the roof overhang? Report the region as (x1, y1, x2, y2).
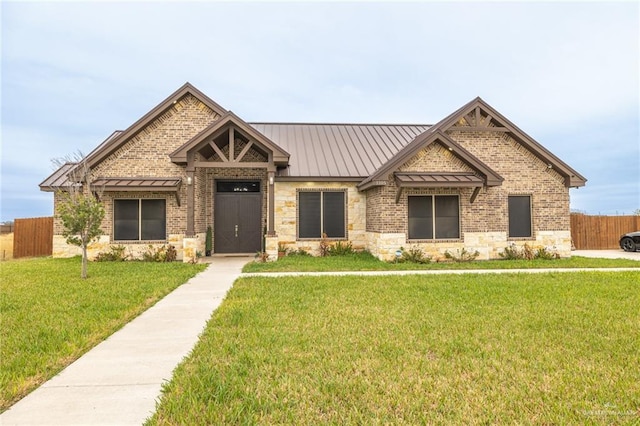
(39, 163, 80, 192)
(90, 177, 183, 205)
(90, 177, 182, 192)
(394, 172, 484, 188)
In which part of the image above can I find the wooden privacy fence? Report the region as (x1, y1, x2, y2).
(13, 217, 53, 258)
(570, 214, 640, 250)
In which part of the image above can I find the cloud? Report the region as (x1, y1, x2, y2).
(1, 1, 638, 220)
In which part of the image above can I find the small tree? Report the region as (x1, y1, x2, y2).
(54, 153, 105, 279)
(57, 191, 104, 278)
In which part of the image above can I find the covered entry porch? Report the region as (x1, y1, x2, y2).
(169, 112, 290, 261)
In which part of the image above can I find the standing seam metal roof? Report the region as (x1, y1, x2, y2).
(250, 123, 431, 177)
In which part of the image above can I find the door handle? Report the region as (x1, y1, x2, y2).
(235, 225, 238, 238)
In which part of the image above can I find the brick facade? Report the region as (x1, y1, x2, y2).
(362, 131, 571, 260)
(48, 88, 577, 262)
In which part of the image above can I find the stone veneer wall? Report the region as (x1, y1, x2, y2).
(274, 181, 366, 256)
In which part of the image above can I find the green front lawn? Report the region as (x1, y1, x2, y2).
(243, 251, 640, 273)
(0, 257, 206, 411)
(149, 271, 640, 424)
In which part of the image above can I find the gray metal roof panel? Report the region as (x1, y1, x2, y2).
(251, 123, 430, 177)
(39, 163, 78, 191)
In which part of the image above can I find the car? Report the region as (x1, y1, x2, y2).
(619, 231, 640, 252)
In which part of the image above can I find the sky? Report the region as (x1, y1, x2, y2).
(1, 1, 638, 222)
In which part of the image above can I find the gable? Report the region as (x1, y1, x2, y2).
(91, 93, 222, 178)
(399, 142, 476, 174)
(358, 130, 503, 191)
(358, 97, 586, 190)
(170, 112, 289, 167)
(439, 98, 587, 187)
(84, 83, 226, 171)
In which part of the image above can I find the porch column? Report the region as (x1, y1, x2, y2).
(267, 170, 276, 236)
(186, 152, 195, 237)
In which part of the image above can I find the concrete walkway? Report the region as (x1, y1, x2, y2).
(0, 256, 252, 426)
(573, 249, 640, 261)
(244, 267, 640, 278)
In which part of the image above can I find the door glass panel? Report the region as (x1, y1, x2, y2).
(216, 181, 260, 192)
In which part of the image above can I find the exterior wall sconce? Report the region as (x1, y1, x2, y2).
(269, 175, 274, 185)
(186, 176, 193, 185)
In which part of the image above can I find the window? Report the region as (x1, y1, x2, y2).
(298, 191, 346, 239)
(114, 199, 166, 241)
(408, 195, 460, 239)
(508, 195, 532, 238)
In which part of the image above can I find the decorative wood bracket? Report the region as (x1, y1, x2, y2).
(470, 186, 482, 204)
(395, 187, 403, 204)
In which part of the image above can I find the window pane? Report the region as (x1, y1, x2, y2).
(323, 192, 345, 238)
(509, 196, 532, 237)
(408, 196, 433, 239)
(435, 196, 459, 239)
(141, 199, 166, 240)
(299, 192, 321, 238)
(114, 200, 139, 240)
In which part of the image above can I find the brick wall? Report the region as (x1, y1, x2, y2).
(364, 131, 571, 258)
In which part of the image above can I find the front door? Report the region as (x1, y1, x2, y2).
(214, 181, 262, 253)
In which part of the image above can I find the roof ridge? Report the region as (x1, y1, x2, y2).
(249, 122, 433, 127)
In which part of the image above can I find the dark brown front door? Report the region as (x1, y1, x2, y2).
(214, 182, 262, 253)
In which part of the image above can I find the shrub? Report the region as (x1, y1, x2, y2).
(205, 226, 212, 256)
(397, 246, 431, 264)
(444, 248, 480, 262)
(536, 246, 560, 260)
(277, 242, 289, 255)
(319, 234, 330, 257)
(288, 248, 311, 257)
(328, 241, 354, 256)
(94, 245, 128, 262)
(255, 251, 269, 263)
(499, 243, 521, 260)
(499, 243, 559, 260)
(142, 245, 177, 262)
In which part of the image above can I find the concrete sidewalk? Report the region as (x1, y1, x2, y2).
(573, 249, 640, 261)
(0, 256, 251, 426)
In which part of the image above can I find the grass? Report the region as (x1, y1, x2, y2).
(243, 251, 640, 273)
(0, 257, 207, 411)
(149, 271, 640, 424)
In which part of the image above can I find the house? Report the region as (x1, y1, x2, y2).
(40, 83, 586, 262)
